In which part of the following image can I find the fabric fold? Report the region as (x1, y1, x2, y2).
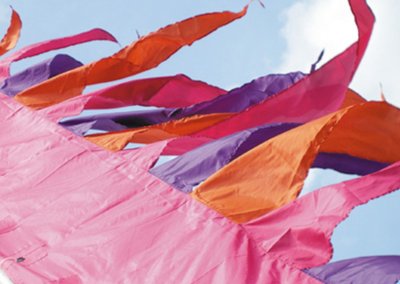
(151, 122, 389, 193)
(81, 86, 365, 153)
(0, 28, 117, 79)
(243, 162, 400, 269)
(0, 54, 82, 97)
(15, 6, 248, 108)
(60, 72, 304, 133)
(0, 9, 21, 57)
(304, 256, 400, 284)
(42, 74, 226, 122)
(193, 102, 400, 223)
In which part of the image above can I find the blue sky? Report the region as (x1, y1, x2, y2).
(0, 0, 399, 266)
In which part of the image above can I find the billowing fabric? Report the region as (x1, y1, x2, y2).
(193, 102, 400, 223)
(312, 152, 388, 176)
(145, 89, 366, 156)
(305, 256, 400, 284)
(242, 161, 400, 269)
(0, 28, 117, 79)
(0, 54, 82, 97)
(15, 7, 248, 108)
(85, 113, 232, 149)
(151, 122, 388, 192)
(0, 94, 320, 284)
(0, 95, 399, 283)
(0, 9, 21, 57)
(82, 0, 371, 152)
(60, 72, 304, 134)
(151, 123, 299, 192)
(0, 0, 399, 282)
(117, 140, 170, 171)
(193, 0, 373, 139)
(77, 0, 376, 162)
(41, 74, 226, 122)
(82, 88, 359, 152)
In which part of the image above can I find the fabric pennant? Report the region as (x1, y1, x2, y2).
(15, 6, 248, 108)
(305, 256, 400, 284)
(42, 74, 226, 122)
(60, 72, 304, 133)
(0, 28, 117, 79)
(0, 54, 82, 97)
(193, 102, 400, 223)
(0, 9, 21, 57)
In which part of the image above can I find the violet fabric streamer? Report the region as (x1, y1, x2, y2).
(0, 54, 82, 97)
(151, 123, 389, 193)
(305, 256, 400, 284)
(313, 152, 388, 176)
(60, 72, 305, 134)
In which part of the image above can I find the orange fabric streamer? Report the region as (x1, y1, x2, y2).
(0, 9, 22, 57)
(15, 7, 248, 109)
(192, 102, 400, 223)
(86, 113, 232, 151)
(340, 88, 365, 107)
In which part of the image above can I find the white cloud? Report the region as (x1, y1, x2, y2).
(277, 0, 400, 106)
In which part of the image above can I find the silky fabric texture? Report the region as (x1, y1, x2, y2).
(152, 89, 366, 156)
(0, 9, 21, 57)
(305, 256, 400, 284)
(0, 54, 83, 97)
(150, 122, 389, 193)
(0, 28, 117, 79)
(41, 74, 227, 122)
(60, 72, 304, 134)
(82, 88, 359, 152)
(15, 7, 248, 109)
(1, 95, 399, 283)
(81, 0, 373, 154)
(193, 102, 400, 223)
(193, 0, 373, 139)
(0, 0, 398, 282)
(242, 161, 400, 270)
(0, 95, 320, 284)
(85, 113, 233, 149)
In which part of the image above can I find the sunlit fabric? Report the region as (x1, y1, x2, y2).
(193, 102, 400, 223)
(0, 9, 21, 57)
(60, 72, 304, 134)
(38, 76, 227, 125)
(0, 28, 118, 79)
(1, 95, 399, 283)
(1, 94, 321, 283)
(151, 122, 389, 193)
(0, 54, 82, 97)
(81, 88, 361, 152)
(14, 7, 248, 108)
(305, 256, 400, 284)
(0, 0, 399, 282)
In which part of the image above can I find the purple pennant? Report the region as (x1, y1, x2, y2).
(305, 256, 400, 284)
(150, 122, 388, 193)
(0, 54, 82, 97)
(151, 123, 299, 192)
(313, 152, 388, 176)
(61, 72, 305, 135)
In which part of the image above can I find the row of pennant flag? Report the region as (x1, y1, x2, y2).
(0, 0, 399, 283)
